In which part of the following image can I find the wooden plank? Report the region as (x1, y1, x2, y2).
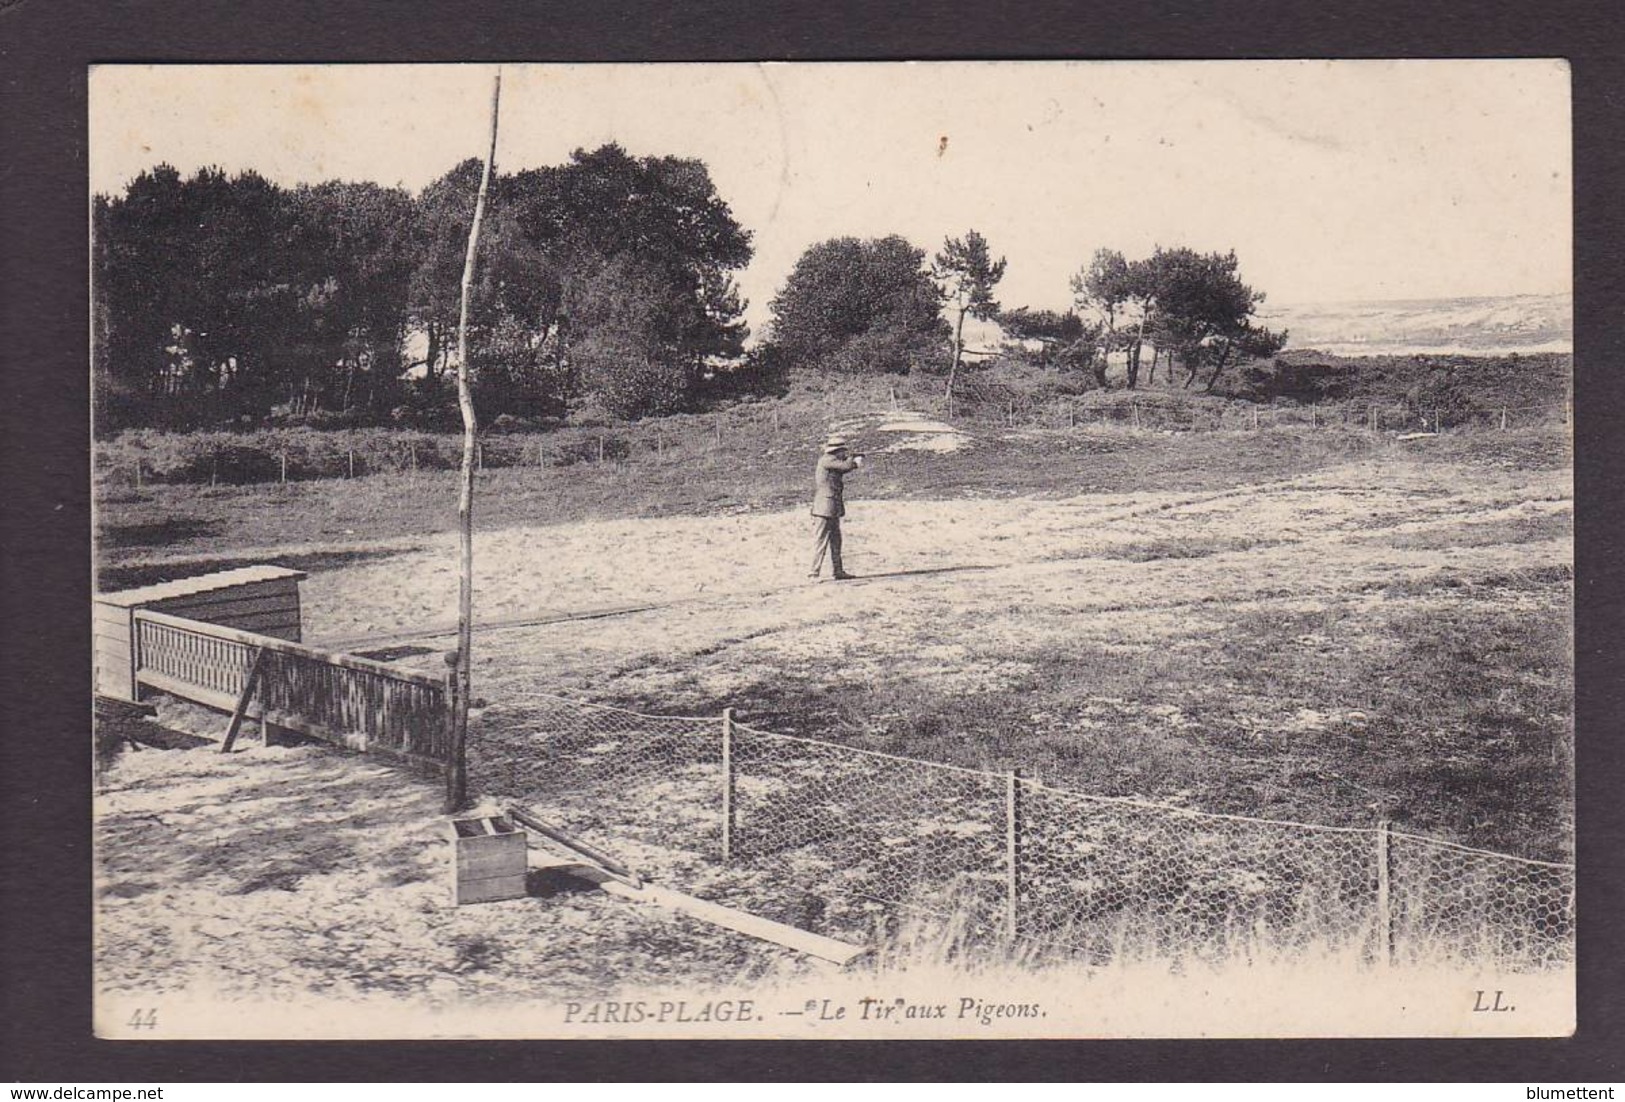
(454, 873, 528, 905)
(134, 609, 442, 687)
(157, 593, 300, 621)
(507, 806, 642, 887)
(136, 670, 240, 712)
(98, 566, 308, 608)
(456, 845, 528, 879)
(94, 622, 133, 644)
(204, 611, 303, 635)
(96, 662, 138, 701)
(456, 831, 524, 858)
(559, 863, 869, 967)
(256, 707, 364, 751)
(94, 602, 132, 626)
(220, 648, 266, 753)
(96, 637, 132, 659)
(158, 576, 301, 603)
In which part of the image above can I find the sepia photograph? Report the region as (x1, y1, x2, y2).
(87, 60, 1574, 1041)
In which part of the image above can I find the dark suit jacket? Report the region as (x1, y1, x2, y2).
(811, 453, 861, 517)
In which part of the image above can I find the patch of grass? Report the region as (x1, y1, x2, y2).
(680, 578, 1571, 863)
(1084, 536, 1284, 562)
(97, 516, 222, 550)
(450, 934, 507, 973)
(1379, 562, 1572, 598)
(1370, 510, 1571, 552)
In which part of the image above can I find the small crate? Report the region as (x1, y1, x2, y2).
(449, 815, 528, 904)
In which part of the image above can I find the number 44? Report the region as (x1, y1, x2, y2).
(127, 1008, 158, 1031)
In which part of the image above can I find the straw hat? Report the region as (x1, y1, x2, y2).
(823, 434, 851, 453)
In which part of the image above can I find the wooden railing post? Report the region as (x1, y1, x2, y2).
(443, 650, 466, 813)
(129, 611, 145, 703)
(1376, 819, 1393, 967)
(721, 707, 736, 863)
(1006, 769, 1023, 942)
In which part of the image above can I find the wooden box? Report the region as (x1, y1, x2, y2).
(450, 815, 528, 904)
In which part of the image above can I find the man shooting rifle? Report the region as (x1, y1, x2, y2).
(809, 434, 864, 581)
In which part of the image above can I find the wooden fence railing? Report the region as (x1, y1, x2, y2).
(133, 608, 450, 765)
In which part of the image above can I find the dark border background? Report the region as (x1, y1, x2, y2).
(2, 0, 1621, 1083)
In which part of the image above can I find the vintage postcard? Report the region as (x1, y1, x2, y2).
(89, 60, 1574, 1040)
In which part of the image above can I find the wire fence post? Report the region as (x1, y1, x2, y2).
(721, 707, 736, 863)
(597, 436, 605, 464)
(1500, 408, 1508, 431)
(1375, 818, 1393, 967)
(279, 449, 288, 484)
(1005, 768, 1023, 942)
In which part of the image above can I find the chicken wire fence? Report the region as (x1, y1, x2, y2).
(469, 692, 1573, 969)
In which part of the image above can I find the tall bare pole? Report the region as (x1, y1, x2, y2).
(446, 69, 502, 814)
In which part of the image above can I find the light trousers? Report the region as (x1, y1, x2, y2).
(810, 515, 844, 576)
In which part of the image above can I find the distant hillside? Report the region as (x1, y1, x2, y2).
(1260, 293, 1571, 357)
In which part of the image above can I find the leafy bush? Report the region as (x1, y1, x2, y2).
(699, 345, 791, 402)
(572, 331, 691, 419)
(1225, 357, 1363, 403)
(824, 327, 948, 376)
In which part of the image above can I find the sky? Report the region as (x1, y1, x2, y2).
(90, 61, 1572, 337)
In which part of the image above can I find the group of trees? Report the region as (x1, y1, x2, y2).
(93, 144, 752, 431)
(763, 233, 1282, 395)
(764, 229, 1007, 393)
(1069, 246, 1287, 391)
(96, 146, 1288, 434)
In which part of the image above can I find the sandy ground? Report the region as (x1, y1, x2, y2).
(94, 739, 819, 1012)
(297, 447, 1570, 713)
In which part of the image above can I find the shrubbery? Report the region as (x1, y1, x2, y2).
(101, 428, 468, 485)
